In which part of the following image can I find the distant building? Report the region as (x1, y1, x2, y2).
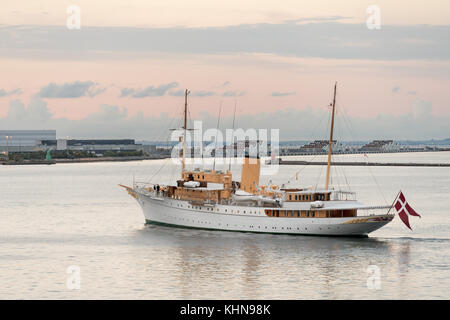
(56, 139, 67, 151)
(0, 130, 56, 153)
(299, 140, 336, 153)
(40, 139, 142, 154)
(360, 140, 400, 152)
(0, 130, 56, 146)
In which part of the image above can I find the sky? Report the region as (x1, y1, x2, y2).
(0, 0, 449, 140)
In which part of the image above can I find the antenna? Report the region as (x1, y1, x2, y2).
(228, 100, 237, 172)
(212, 101, 222, 172)
(182, 89, 190, 177)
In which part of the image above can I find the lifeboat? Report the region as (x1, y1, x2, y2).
(232, 190, 284, 206)
(183, 181, 201, 188)
(311, 200, 324, 208)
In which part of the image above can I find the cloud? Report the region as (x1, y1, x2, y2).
(2, 23, 450, 61)
(0, 88, 22, 97)
(222, 91, 246, 97)
(37, 81, 105, 98)
(87, 104, 127, 121)
(7, 98, 52, 122)
(284, 16, 351, 24)
(168, 89, 215, 97)
(121, 82, 178, 97)
(1, 98, 449, 140)
(191, 91, 216, 97)
(168, 89, 185, 97)
(272, 91, 296, 97)
(411, 98, 432, 119)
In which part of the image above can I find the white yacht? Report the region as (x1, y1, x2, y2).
(122, 84, 395, 236)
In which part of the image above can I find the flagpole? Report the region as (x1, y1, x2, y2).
(386, 190, 401, 215)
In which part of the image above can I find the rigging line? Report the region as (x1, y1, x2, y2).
(121, 109, 177, 185)
(145, 98, 190, 184)
(229, 99, 237, 172)
(141, 115, 178, 183)
(336, 96, 388, 205)
(149, 109, 185, 183)
(143, 104, 184, 184)
(333, 111, 350, 192)
(336, 113, 351, 191)
(212, 101, 222, 172)
(285, 105, 330, 184)
(314, 110, 332, 190)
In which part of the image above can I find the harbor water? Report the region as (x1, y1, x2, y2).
(1, 152, 449, 299)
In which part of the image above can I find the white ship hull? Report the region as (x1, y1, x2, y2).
(134, 190, 394, 237)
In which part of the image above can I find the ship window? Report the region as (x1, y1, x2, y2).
(289, 195, 292, 200)
(312, 212, 315, 217)
(306, 211, 309, 217)
(295, 195, 298, 201)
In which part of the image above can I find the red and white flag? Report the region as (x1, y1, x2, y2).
(394, 191, 421, 230)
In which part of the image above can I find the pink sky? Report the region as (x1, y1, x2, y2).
(1, 56, 449, 120)
(0, 1, 449, 140)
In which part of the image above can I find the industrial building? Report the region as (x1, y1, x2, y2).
(0, 130, 56, 153)
(40, 139, 142, 154)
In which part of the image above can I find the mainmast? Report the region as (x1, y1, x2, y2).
(182, 89, 189, 177)
(325, 82, 337, 190)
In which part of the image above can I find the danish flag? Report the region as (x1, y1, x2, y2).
(394, 192, 421, 230)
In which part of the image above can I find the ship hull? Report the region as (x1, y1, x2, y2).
(134, 191, 394, 237)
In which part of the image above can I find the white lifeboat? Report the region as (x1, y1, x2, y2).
(232, 190, 284, 206)
(184, 181, 200, 188)
(311, 200, 324, 208)
(233, 190, 257, 201)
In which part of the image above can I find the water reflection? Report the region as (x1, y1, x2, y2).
(134, 225, 395, 299)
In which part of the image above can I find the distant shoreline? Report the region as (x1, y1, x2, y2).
(2, 149, 450, 166)
(1, 155, 169, 165)
(270, 159, 450, 167)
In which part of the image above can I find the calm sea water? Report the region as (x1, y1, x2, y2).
(1, 151, 449, 299)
